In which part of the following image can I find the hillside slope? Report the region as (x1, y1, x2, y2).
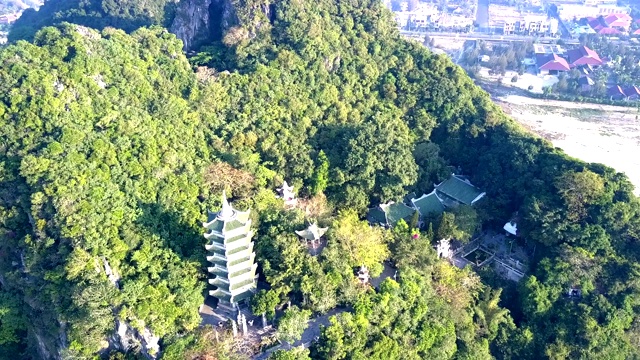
(1, 0, 640, 359)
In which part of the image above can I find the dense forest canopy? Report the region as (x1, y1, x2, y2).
(1, 0, 640, 359)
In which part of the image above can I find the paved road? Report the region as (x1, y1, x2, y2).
(252, 308, 347, 360)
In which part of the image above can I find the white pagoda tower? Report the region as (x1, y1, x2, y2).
(203, 191, 257, 312)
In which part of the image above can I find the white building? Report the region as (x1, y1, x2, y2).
(556, 4, 630, 21)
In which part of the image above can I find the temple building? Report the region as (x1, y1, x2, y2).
(276, 180, 297, 206)
(203, 191, 258, 312)
(434, 174, 486, 207)
(366, 201, 416, 228)
(411, 190, 446, 219)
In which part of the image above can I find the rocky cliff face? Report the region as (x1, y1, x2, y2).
(170, 0, 273, 51)
(170, 0, 240, 51)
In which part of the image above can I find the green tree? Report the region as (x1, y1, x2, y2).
(555, 169, 605, 220)
(310, 150, 329, 195)
(251, 289, 281, 320)
(270, 347, 311, 360)
(276, 306, 312, 345)
(327, 209, 390, 277)
(473, 288, 511, 341)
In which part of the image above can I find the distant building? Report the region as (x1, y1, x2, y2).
(608, 85, 626, 100)
(584, 0, 617, 5)
(578, 76, 595, 92)
(603, 13, 632, 30)
(624, 86, 640, 100)
(585, 14, 631, 34)
(572, 24, 597, 37)
(557, 4, 630, 21)
(566, 46, 603, 67)
(533, 43, 565, 55)
(0, 14, 18, 25)
(536, 53, 571, 75)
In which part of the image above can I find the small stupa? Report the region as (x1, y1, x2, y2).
(276, 180, 297, 206)
(357, 265, 370, 285)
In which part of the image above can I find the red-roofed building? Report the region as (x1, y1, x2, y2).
(597, 27, 622, 35)
(604, 14, 632, 30)
(608, 85, 626, 100)
(566, 46, 603, 67)
(588, 17, 605, 31)
(633, 29, 640, 36)
(536, 54, 571, 74)
(625, 86, 640, 100)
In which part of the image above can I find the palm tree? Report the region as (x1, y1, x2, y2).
(473, 288, 510, 341)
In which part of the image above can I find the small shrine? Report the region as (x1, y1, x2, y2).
(357, 265, 370, 285)
(436, 239, 452, 259)
(295, 222, 328, 255)
(295, 222, 328, 243)
(276, 180, 297, 206)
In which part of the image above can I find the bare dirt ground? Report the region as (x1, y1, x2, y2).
(497, 95, 640, 194)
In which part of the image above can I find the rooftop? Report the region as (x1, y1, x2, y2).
(411, 191, 445, 217)
(367, 202, 415, 226)
(566, 46, 602, 66)
(295, 222, 328, 241)
(537, 53, 571, 71)
(435, 174, 485, 206)
(607, 85, 626, 97)
(533, 43, 565, 55)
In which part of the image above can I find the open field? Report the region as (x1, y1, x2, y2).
(497, 95, 640, 194)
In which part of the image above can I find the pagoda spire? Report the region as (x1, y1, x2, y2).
(218, 190, 234, 220)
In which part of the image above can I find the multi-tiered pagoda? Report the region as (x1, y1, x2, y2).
(204, 191, 257, 312)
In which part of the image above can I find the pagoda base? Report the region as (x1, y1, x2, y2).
(216, 300, 238, 319)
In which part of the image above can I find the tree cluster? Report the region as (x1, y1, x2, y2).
(0, 0, 639, 359)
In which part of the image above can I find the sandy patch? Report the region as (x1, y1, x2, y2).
(478, 67, 558, 94)
(498, 95, 640, 194)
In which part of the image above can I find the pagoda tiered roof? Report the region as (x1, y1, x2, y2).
(204, 191, 257, 307)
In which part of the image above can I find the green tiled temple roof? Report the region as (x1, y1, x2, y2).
(232, 290, 254, 303)
(435, 175, 484, 206)
(367, 207, 387, 225)
(228, 245, 251, 256)
(412, 191, 445, 216)
(384, 202, 415, 225)
(367, 202, 415, 226)
(403, 192, 416, 205)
